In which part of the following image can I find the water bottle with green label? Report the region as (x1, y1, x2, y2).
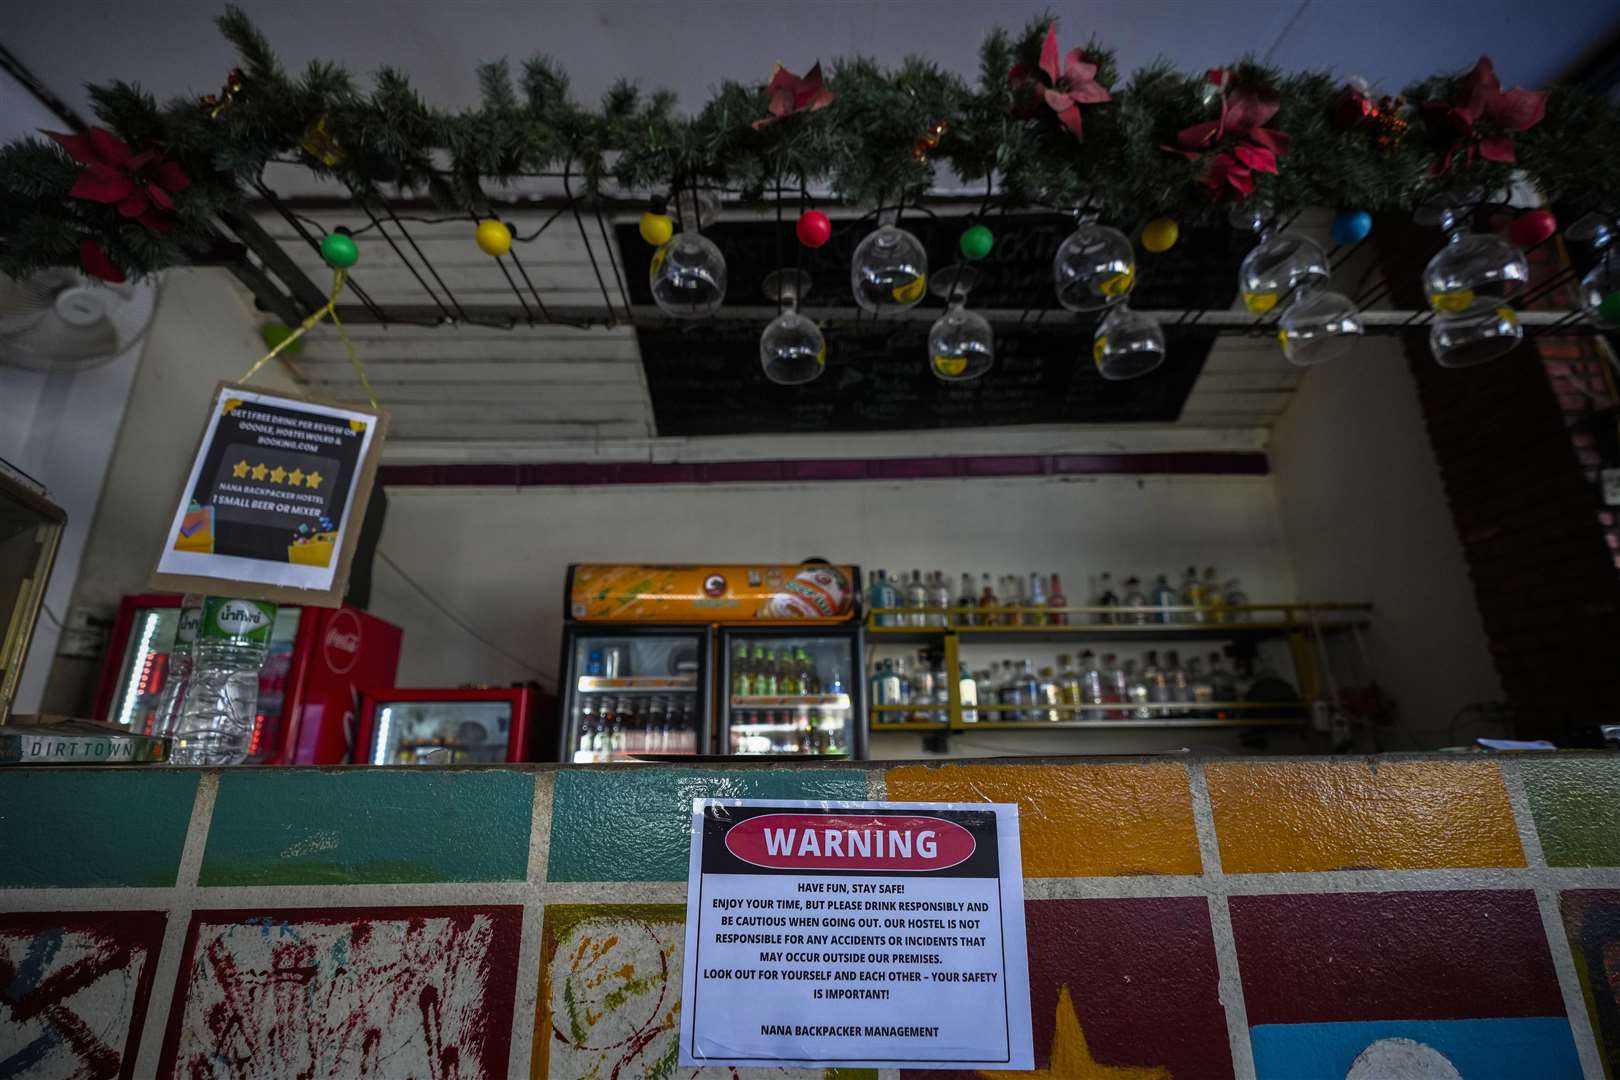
(170, 597, 277, 765)
(153, 596, 203, 739)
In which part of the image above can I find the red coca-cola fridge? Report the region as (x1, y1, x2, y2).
(92, 592, 401, 763)
(352, 686, 545, 765)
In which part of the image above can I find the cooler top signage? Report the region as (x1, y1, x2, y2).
(568, 564, 858, 624)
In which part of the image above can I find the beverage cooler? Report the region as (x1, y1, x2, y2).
(559, 563, 864, 761)
(93, 592, 401, 763)
(354, 687, 540, 765)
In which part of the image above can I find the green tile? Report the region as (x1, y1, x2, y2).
(0, 770, 197, 888)
(547, 767, 867, 881)
(1521, 758, 1620, 867)
(200, 769, 532, 886)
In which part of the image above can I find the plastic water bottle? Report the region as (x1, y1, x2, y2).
(170, 598, 277, 765)
(152, 596, 203, 738)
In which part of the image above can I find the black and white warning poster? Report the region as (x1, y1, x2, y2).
(679, 798, 1032, 1070)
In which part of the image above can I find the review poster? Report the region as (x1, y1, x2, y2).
(680, 798, 1032, 1070)
(151, 383, 386, 607)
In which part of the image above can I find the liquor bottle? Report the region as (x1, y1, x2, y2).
(871, 659, 902, 713)
(931, 653, 950, 722)
(1201, 566, 1225, 623)
(1027, 573, 1048, 627)
(928, 571, 951, 628)
(996, 660, 1022, 722)
(905, 570, 928, 627)
(1179, 567, 1204, 624)
(1016, 660, 1041, 723)
(959, 661, 979, 723)
(1123, 659, 1152, 719)
(1079, 650, 1104, 721)
(1224, 578, 1249, 622)
(896, 656, 914, 705)
(1143, 650, 1169, 712)
(1207, 652, 1236, 704)
(1187, 657, 1214, 713)
(911, 653, 935, 722)
(978, 573, 999, 626)
(1151, 574, 1178, 625)
(732, 642, 752, 696)
(869, 570, 893, 627)
(1001, 576, 1024, 624)
(1047, 573, 1069, 626)
(956, 573, 978, 627)
(1056, 653, 1081, 709)
(1093, 572, 1119, 625)
(1038, 666, 1062, 722)
(1100, 653, 1127, 718)
(1164, 650, 1190, 713)
(1120, 576, 1149, 624)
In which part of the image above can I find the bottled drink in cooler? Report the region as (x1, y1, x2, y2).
(827, 663, 847, 695)
(171, 598, 276, 766)
(153, 596, 203, 739)
(1047, 573, 1068, 626)
(732, 643, 751, 696)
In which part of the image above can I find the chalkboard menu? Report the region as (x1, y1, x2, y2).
(617, 214, 1238, 437)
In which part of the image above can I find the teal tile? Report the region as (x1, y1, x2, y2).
(546, 767, 868, 881)
(1521, 758, 1620, 867)
(200, 770, 532, 886)
(0, 770, 197, 888)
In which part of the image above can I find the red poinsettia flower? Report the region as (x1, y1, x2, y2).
(1421, 57, 1546, 175)
(42, 127, 191, 233)
(79, 238, 126, 283)
(752, 62, 835, 129)
(1007, 23, 1111, 138)
(1163, 69, 1289, 197)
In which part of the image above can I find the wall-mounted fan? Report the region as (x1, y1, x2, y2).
(0, 270, 157, 373)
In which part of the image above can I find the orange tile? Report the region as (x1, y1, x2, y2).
(1204, 760, 1525, 873)
(884, 762, 1201, 877)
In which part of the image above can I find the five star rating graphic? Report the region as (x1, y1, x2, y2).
(231, 459, 323, 489)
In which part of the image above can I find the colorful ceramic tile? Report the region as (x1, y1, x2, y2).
(1230, 890, 1579, 1079)
(199, 769, 532, 885)
(904, 897, 1233, 1079)
(1522, 758, 1620, 867)
(546, 768, 868, 882)
(1204, 760, 1524, 873)
(884, 763, 1201, 877)
(534, 903, 874, 1079)
(1558, 889, 1620, 1075)
(0, 910, 167, 1080)
(0, 771, 196, 888)
(157, 905, 522, 1078)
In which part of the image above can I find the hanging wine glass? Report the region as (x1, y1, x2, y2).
(758, 269, 825, 385)
(850, 219, 928, 314)
(674, 188, 721, 231)
(1053, 210, 1135, 312)
(1234, 205, 1329, 315)
(650, 231, 727, 318)
(1093, 304, 1166, 381)
(1570, 213, 1620, 329)
(1428, 306, 1523, 368)
(1277, 286, 1364, 367)
(1420, 205, 1529, 316)
(927, 266, 993, 381)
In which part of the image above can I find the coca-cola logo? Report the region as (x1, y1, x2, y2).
(723, 813, 975, 872)
(323, 609, 362, 674)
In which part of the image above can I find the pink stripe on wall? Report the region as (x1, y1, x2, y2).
(376, 452, 1268, 488)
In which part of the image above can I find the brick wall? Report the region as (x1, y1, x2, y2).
(1380, 216, 1620, 744)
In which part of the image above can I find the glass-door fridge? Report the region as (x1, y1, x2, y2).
(559, 627, 710, 762)
(719, 628, 865, 758)
(355, 687, 539, 765)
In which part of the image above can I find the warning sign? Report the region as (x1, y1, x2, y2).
(679, 798, 1032, 1070)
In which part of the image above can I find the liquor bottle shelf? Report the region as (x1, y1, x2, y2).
(867, 700, 1308, 733)
(575, 676, 698, 693)
(865, 603, 1369, 644)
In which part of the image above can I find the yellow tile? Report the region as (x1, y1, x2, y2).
(1204, 760, 1526, 873)
(884, 762, 1202, 877)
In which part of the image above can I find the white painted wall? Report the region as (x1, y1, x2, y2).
(1271, 337, 1503, 748)
(37, 269, 298, 714)
(368, 473, 1308, 759)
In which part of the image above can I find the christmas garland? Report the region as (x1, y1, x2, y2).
(2, 7, 1617, 284)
